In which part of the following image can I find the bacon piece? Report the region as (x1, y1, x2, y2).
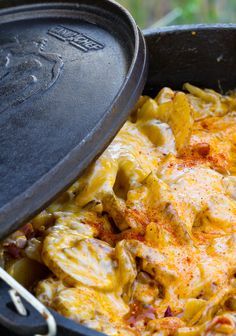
(5, 243, 22, 259)
(195, 142, 210, 157)
(126, 301, 156, 326)
(21, 223, 34, 239)
(164, 306, 173, 317)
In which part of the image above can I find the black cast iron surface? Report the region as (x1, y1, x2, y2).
(144, 23, 236, 95)
(0, 17, 236, 336)
(0, 0, 147, 239)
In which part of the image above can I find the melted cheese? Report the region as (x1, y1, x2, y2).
(3, 84, 236, 336)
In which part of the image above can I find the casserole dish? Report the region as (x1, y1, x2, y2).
(0, 1, 236, 334)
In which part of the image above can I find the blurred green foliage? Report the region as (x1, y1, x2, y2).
(1, 0, 236, 29)
(118, 0, 236, 29)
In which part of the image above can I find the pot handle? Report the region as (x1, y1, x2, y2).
(0, 267, 105, 336)
(0, 267, 56, 336)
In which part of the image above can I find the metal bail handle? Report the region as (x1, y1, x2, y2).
(0, 267, 57, 336)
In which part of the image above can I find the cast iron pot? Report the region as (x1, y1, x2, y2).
(0, 23, 236, 336)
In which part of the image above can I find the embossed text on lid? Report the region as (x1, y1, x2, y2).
(48, 25, 104, 52)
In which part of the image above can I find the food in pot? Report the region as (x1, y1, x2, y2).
(2, 84, 236, 336)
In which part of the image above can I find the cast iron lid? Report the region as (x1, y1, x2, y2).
(0, 0, 147, 238)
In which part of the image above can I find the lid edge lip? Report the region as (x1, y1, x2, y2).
(0, 0, 138, 37)
(0, 8, 147, 238)
(144, 23, 236, 36)
(0, 1, 140, 62)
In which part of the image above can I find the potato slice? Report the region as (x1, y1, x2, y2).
(52, 286, 137, 336)
(36, 276, 66, 307)
(184, 82, 229, 120)
(155, 91, 193, 152)
(7, 257, 48, 288)
(42, 221, 118, 290)
(160, 160, 236, 232)
(53, 286, 129, 323)
(171, 92, 194, 152)
(36, 277, 136, 336)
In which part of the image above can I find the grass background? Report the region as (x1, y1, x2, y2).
(117, 0, 236, 29)
(1, 1, 235, 29)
